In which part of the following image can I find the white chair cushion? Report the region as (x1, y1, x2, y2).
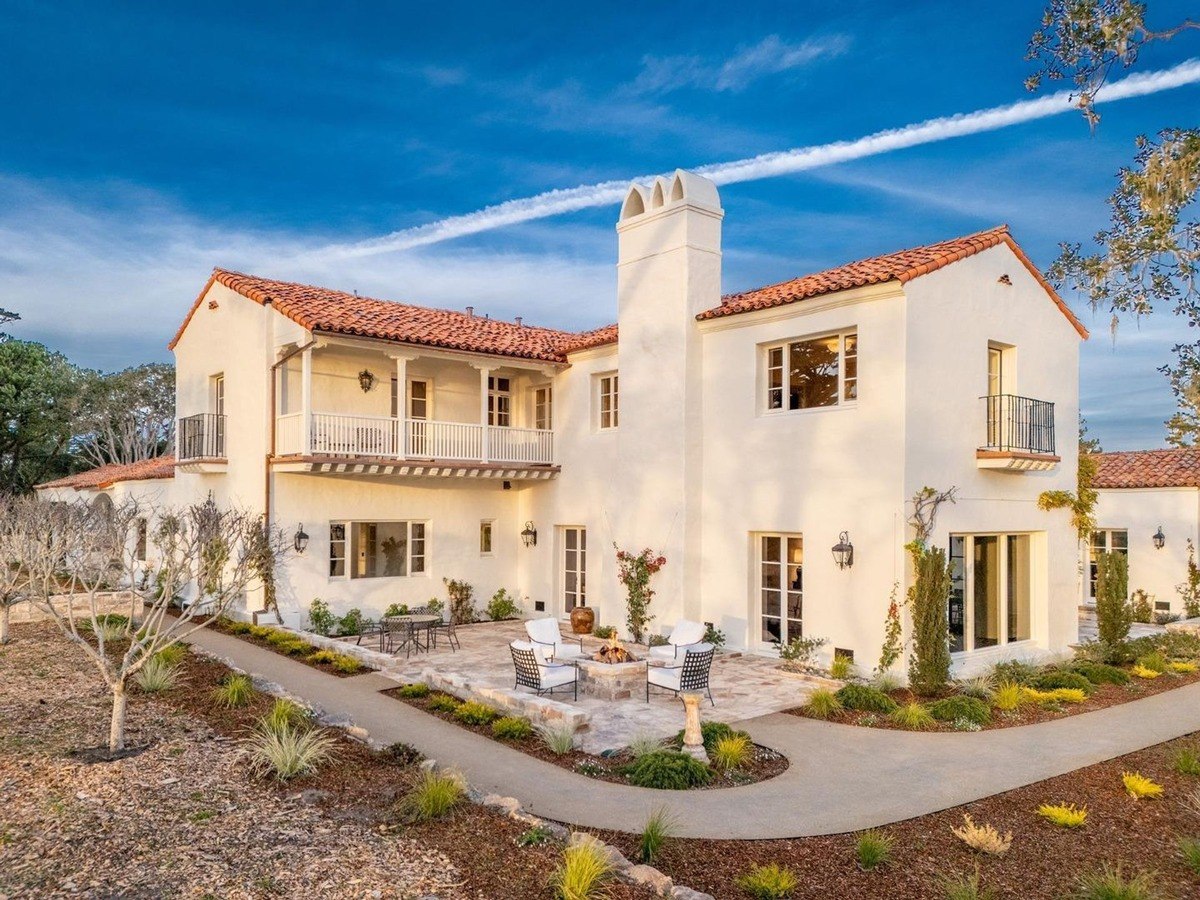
(648, 665, 682, 690)
(551, 642, 584, 660)
(648, 644, 683, 663)
(512, 640, 553, 665)
(669, 620, 706, 647)
(525, 618, 561, 645)
(538, 664, 577, 689)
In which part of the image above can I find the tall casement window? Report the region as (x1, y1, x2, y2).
(948, 533, 1032, 652)
(480, 520, 494, 556)
(759, 534, 803, 644)
(212, 374, 225, 415)
(987, 347, 1003, 397)
(329, 520, 427, 579)
(533, 385, 553, 430)
(597, 374, 619, 430)
(488, 376, 512, 427)
(764, 330, 857, 412)
(1089, 530, 1128, 600)
(561, 527, 586, 611)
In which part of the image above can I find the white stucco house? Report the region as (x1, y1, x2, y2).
(1089, 448, 1200, 616)
(38, 170, 1091, 672)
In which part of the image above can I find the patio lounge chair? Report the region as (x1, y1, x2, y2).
(647, 643, 715, 706)
(647, 619, 707, 665)
(524, 617, 584, 661)
(510, 640, 578, 701)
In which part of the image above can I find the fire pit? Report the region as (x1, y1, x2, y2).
(592, 634, 638, 665)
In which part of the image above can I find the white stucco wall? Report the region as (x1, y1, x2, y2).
(1094, 487, 1200, 613)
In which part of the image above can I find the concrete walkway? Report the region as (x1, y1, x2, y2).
(186, 626, 1200, 839)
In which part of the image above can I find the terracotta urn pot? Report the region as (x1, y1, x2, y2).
(569, 605, 595, 635)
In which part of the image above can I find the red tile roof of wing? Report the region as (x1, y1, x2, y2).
(698, 225, 1089, 338)
(36, 456, 176, 491)
(1091, 449, 1200, 489)
(170, 270, 590, 363)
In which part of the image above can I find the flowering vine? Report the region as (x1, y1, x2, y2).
(614, 546, 666, 643)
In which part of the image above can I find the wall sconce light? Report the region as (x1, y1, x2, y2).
(294, 523, 310, 554)
(1153, 526, 1166, 550)
(520, 521, 538, 548)
(832, 531, 854, 570)
(358, 369, 376, 392)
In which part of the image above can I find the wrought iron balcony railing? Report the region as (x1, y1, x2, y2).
(177, 413, 226, 461)
(981, 394, 1056, 456)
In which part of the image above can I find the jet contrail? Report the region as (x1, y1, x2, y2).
(322, 59, 1200, 260)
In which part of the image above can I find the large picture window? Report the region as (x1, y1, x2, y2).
(765, 330, 857, 412)
(758, 533, 803, 644)
(330, 520, 426, 579)
(1089, 529, 1128, 600)
(948, 533, 1032, 652)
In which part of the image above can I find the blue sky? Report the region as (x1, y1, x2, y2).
(1, 0, 1197, 449)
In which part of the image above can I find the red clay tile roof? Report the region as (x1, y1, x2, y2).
(170, 270, 594, 363)
(1091, 449, 1200, 489)
(557, 323, 618, 354)
(698, 225, 1089, 339)
(36, 456, 176, 491)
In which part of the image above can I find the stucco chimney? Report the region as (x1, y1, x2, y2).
(613, 170, 723, 622)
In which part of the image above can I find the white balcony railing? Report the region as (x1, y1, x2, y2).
(276, 412, 554, 466)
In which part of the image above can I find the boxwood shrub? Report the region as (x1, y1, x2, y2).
(928, 695, 990, 726)
(620, 751, 712, 790)
(1070, 662, 1130, 685)
(835, 683, 899, 714)
(1033, 670, 1095, 695)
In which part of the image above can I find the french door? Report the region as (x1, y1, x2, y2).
(949, 533, 1032, 653)
(561, 527, 586, 613)
(759, 534, 803, 644)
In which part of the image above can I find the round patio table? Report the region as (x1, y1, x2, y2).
(381, 614, 440, 653)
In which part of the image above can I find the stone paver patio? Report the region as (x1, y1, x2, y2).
(333, 621, 821, 753)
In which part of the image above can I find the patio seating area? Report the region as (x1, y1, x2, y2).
(332, 620, 824, 753)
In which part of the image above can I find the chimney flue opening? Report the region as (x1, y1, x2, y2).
(466, 305, 474, 316)
(515, 316, 523, 327)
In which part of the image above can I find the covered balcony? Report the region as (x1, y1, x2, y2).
(976, 394, 1060, 472)
(271, 337, 560, 480)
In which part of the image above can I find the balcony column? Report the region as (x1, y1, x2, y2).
(300, 344, 313, 455)
(472, 363, 492, 463)
(388, 351, 418, 458)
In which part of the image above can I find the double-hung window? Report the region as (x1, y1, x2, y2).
(1089, 530, 1128, 600)
(597, 373, 618, 430)
(765, 330, 857, 412)
(329, 520, 427, 579)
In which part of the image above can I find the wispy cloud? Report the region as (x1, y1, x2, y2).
(629, 34, 851, 95)
(318, 58, 1200, 261)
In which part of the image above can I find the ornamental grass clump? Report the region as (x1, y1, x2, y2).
(993, 680, 1024, 711)
(492, 716, 534, 741)
(134, 656, 183, 693)
(956, 673, 996, 701)
(639, 806, 678, 863)
(1175, 747, 1200, 776)
(890, 701, 935, 730)
(855, 829, 893, 870)
(620, 751, 711, 790)
(1170, 660, 1198, 674)
(929, 695, 990, 726)
(395, 769, 465, 823)
(263, 698, 311, 733)
(154, 643, 189, 666)
(829, 654, 855, 680)
(1050, 688, 1089, 704)
(212, 673, 255, 708)
(1037, 803, 1088, 828)
(245, 722, 335, 781)
(454, 700, 500, 726)
(711, 733, 752, 771)
(1122, 771, 1164, 799)
(550, 841, 614, 900)
(1131, 664, 1162, 679)
(1178, 837, 1200, 875)
(803, 688, 842, 719)
(626, 732, 667, 759)
(951, 815, 1012, 855)
(835, 683, 898, 713)
(735, 863, 799, 900)
(1072, 864, 1162, 900)
(1137, 651, 1169, 674)
(538, 723, 576, 755)
(940, 866, 997, 900)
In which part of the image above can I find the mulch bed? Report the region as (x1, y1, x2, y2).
(385, 686, 790, 790)
(203, 615, 369, 678)
(786, 668, 1200, 732)
(160, 643, 653, 898)
(598, 731, 1200, 899)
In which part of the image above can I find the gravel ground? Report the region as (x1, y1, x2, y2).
(0, 625, 468, 900)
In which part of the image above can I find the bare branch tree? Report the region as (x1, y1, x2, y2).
(22, 496, 287, 753)
(0, 494, 35, 644)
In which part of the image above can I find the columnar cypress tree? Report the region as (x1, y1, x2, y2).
(1094, 551, 1132, 647)
(907, 544, 953, 696)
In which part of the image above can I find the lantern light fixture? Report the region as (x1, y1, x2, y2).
(358, 369, 376, 392)
(520, 521, 538, 548)
(294, 523, 310, 554)
(832, 531, 854, 570)
(1152, 525, 1166, 550)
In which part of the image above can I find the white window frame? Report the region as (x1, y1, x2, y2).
(212, 373, 225, 416)
(480, 519, 494, 557)
(488, 375, 512, 427)
(762, 329, 858, 415)
(533, 384, 553, 431)
(755, 532, 804, 647)
(948, 532, 1034, 653)
(1088, 529, 1128, 601)
(329, 519, 428, 580)
(560, 526, 587, 613)
(596, 373, 619, 431)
